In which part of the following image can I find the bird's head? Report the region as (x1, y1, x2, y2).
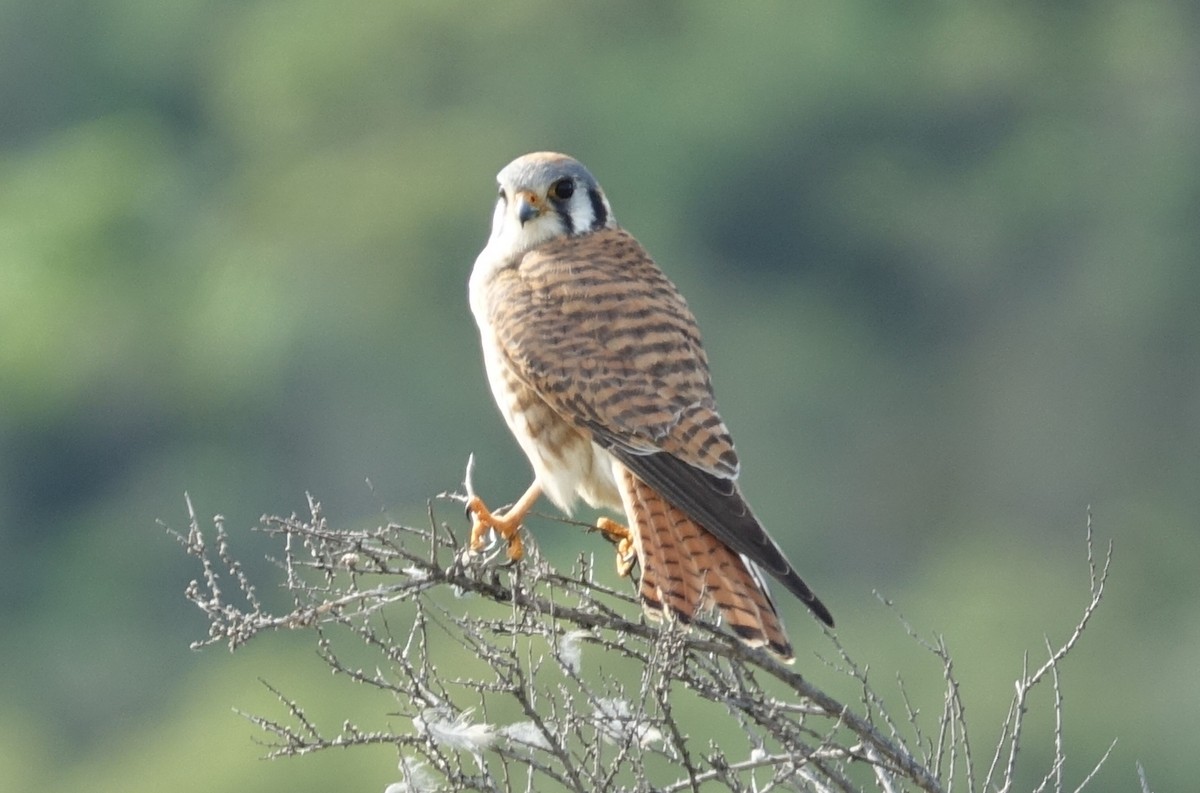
(487, 152, 615, 256)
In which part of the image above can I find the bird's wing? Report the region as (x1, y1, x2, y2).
(488, 228, 736, 475)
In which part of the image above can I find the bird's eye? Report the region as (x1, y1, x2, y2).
(550, 178, 575, 200)
(497, 186, 507, 202)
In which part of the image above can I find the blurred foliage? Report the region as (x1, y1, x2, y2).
(1, 1, 1197, 791)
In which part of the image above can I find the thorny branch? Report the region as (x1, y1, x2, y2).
(168, 469, 1120, 792)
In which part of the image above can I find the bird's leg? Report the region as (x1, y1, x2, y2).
(595, 517, 637, 578)
(466, 480, 542, 562)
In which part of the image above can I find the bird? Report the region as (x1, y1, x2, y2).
(466, 152, 832, 662)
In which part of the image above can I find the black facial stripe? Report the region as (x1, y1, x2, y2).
(587, 188, 607, 230)
(554, 202, 575, 235)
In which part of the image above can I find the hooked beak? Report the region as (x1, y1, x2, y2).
(516, 191, 540, 225)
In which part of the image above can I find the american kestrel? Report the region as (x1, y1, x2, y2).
(467, 152, 832, 661)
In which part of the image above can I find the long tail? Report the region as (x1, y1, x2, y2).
(617, 468, 794, 662)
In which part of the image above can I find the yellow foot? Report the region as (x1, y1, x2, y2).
(466, 495, 526, 562)
(595, 517, 637, 578)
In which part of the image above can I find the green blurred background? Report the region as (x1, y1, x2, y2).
(2, 1, 1197, 790)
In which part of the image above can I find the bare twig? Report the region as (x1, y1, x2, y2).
(170, 469, 1121, 792)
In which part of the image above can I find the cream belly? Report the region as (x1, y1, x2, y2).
(479, 339, 623, 513)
